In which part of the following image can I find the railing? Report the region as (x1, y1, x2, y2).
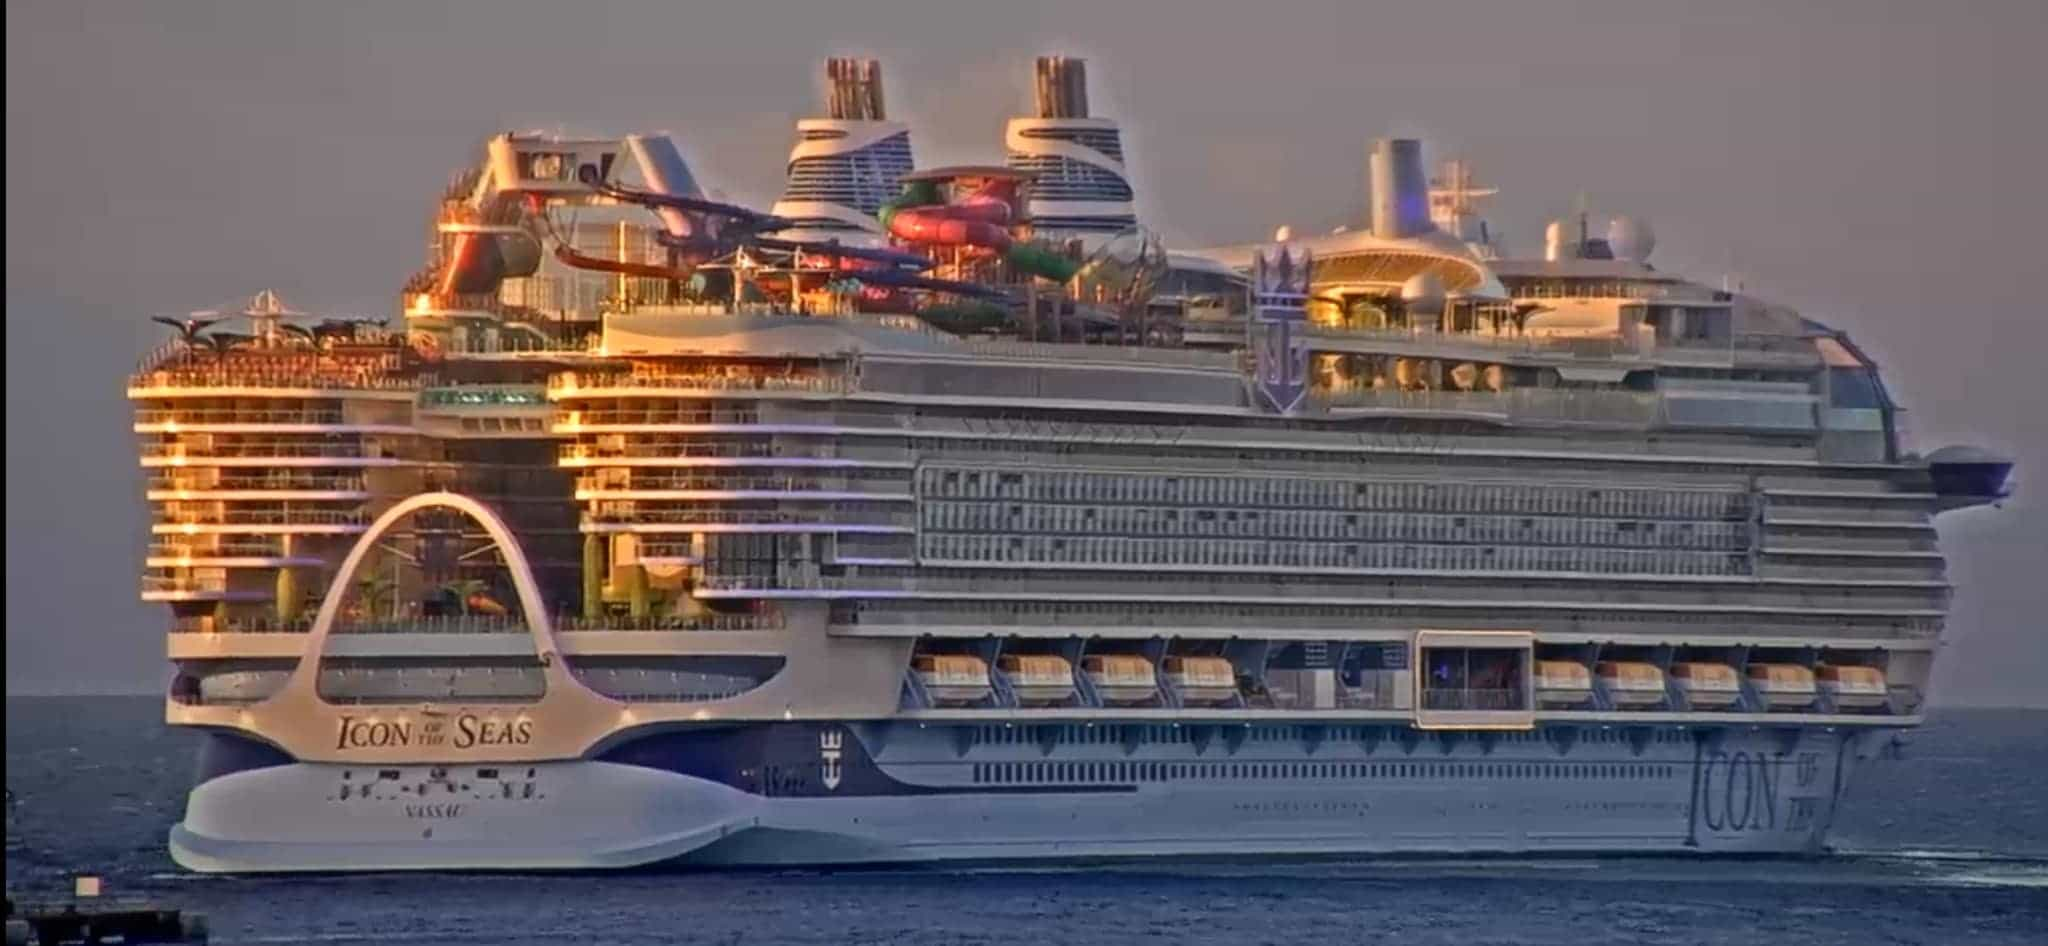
(559, 442, 795, 462)
(142, 574, 228, 594)
(316, 667, 545, 705)
(130, 368, 424, 392)
(170, 612, 785, 634)
(150, 473, 368, 492)
(1421, 687, 1526, 711)
(163, 508, 368, 526)
(149, 537, 300, 559)
(552, 372, 849, 394)
(952, 340, 1238, 370)
(141, 441, 373, 460)
(135, 408, 348, 425)
(562, 408, 762, 426)
(336, 615, 530, 635)
(577, 475, 908, 495)
(1314, 387, 1664, 427)
(1304, 324, 1640, 360)
(590, 506, 914, 527)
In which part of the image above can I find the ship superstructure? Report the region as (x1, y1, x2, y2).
(132, 57, 2012, 873)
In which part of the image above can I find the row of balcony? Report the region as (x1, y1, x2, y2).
(169, 611, 786, 634)
(551, 371, 850, 395)
(135, 408, 348, 425)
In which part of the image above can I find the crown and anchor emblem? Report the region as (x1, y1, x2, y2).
(1251, 245, 1313, 414)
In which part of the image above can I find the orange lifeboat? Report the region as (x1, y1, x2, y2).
(1596, 661, 1667, 707)
(1747, 663, 1819, 710)
(1818, 665, 1889, 709)
(1083, 655, 1158, 705)
(912, 654, 992, 706)
(1670, 662, 1742, 708)
(999, 654, 1076, 706)
(1164, 656, 1238, 705)
(1534, 660, 1593, 707)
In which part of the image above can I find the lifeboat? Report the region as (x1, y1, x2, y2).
(1818, 665, 1889, 709)
(1747, 663, 1819, 710)
(1083, 654, 1159, 705)
(1670, 662, 1742, 708)
(998, 654, 1076, 706)
(1164, 656, 1238, 705)
(911, 654, 991, 706)
(1596, 661, 1667, 707)
(1534, 660, 1593, 707)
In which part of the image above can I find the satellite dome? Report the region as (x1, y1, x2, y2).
(1607, 216, 1656, 262)
(1543, 218, 1579, 261)
(1400, 272, 1447, 318)
(1274, 225, 1293, 243)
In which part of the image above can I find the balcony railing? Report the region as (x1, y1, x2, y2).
(149, 537, 302, 559)
(589, 506, 914, 528)
(552, 372, 848, 394)
(1421, 687, 1527, 711)
(142, 574, 229, 594)
(562, 408, 763, 427)
(577, 475, 908, 495)
(141, 441, 374, 460)
(131, 367, 423, 392)
(150, 473, 368, 492)
(162, 508, 368, 527)
(1313, 387, 1664, 427)
(135, 408, 348, 425)
(170, 612, 784, 634)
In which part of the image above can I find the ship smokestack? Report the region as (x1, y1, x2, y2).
(1370, 138, 1431, 239)
(825, 57, 887, 121)
(1034, 56, 1090, 119)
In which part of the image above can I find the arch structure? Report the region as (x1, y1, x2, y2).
(243, 492, 623, 764)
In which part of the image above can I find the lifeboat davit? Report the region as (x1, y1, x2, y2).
(1596, 661, 1667, 707)
(1534, 660, 1593, 707)
(1083, 655, 1158, 705)
(1670, 662, 1742, 708)
(1818, 665, 1889, 709)
(1747, 663, 1819, 710)
(912, 654, 992, 706)
(999, 654, 1076, 706)
(1164, 656, 1238, 705)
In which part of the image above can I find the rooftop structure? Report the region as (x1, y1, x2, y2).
(1004, 57, 1138, 251)
(770, 58, 916, 243)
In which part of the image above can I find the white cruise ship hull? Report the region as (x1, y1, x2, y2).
(170, 723, 1870, 872)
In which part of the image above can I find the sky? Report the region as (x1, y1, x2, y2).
(6, 0, 2043, 703)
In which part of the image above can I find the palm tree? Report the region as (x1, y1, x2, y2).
(150, 314, 224, 349)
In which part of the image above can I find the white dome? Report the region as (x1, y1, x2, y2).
(1607, 216, 1656, 262)
(1400, 272, 1447, 317)
(1543, 218, 1578, 261)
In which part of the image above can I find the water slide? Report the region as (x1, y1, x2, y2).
(569, 163, 1006, 301)
(879, 178, 1081, 282)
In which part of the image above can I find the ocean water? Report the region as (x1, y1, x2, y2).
(6, 696, 2045, 945)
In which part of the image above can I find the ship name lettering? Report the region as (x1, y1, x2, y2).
(336, 716, 414, 750)
(404, 804, 464, 820)
(1698, 750, 1780, 832)
(454, 714, 534, 749)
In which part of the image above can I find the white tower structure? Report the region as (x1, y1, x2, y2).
(770, 58, 915, 244)
(1005, 57, 1138, 252)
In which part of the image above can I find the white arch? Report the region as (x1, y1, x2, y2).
(279, 491, 577, 702)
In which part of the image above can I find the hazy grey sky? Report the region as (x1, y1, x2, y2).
(7, 0, 2043, 702)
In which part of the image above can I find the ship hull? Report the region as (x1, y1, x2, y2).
(169, 722, 1872, 872)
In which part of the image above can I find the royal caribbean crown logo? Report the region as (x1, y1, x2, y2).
(1252, 245, 1312, 414)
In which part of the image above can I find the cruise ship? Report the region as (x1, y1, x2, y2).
(132, 57, 2014, 872)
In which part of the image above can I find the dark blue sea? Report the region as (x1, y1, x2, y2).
(6, 697, 2045, 945)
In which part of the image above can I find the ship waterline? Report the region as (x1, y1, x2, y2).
(132, 57, 2008, 871)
